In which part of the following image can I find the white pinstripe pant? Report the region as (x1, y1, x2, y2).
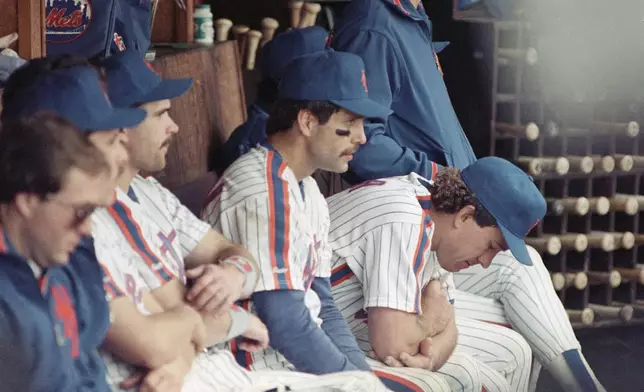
(453, 246, 582, 391)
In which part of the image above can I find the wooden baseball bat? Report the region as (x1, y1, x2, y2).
(613, 301, 644, 318)
(567, 156, 594, 174)
(244, 30, 263, 70)
(614, 266, 644, 284)
(552, 272, 588, 290)
(516, 157, 569, 176)
(299, 2, 322, 28)
(546, 199, 565, 216)
(609, 194, 639, 215)
(590, 231, 635, 250)
(567, 308, 594, 325)
(231, 25, 250, 60)
(586, 270, 621, 288)
(634, 234, 644, 246)
(614, 154, 634, 172)
(494, 122, 539, 141)
(260, 18, 279, 46)
(545, 197, 589, 216)
(561, 121, 640, 138)
(214, 18, 233, 42)
(588, 197, 610, 215)
(590, 155, 615, 173)
(557, 234, 588, 252)
(289, 1, 304, 28)
(525, 236, 561, 255)
(585, 232, 615, 252)
(588, 303, 633, 322)
(496, 47, 538, 66)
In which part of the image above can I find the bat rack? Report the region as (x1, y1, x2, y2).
(442, 17, 644, 329)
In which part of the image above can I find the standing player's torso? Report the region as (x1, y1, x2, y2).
(333, 0, 476, 169)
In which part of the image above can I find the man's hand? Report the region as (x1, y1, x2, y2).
(238, 314, 269, 352)
(185, 263, 245, 314)
(382, 338, 439, 371)
(420, 280, 453, 336)
(120, 346, 196, 392)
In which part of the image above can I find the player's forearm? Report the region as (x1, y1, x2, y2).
(106, 305, 200, 369)
(253, 290, 360, 374)
(428, 316, 458, 371)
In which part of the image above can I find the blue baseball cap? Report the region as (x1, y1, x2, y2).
(101, 50, 192, 108)
(278, 50, 392, 120)
(461, 157, 546, 266)
(259, 26, 329, 81)
(3, 66, 146, 131)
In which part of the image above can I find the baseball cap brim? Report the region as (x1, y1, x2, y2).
(76, 107, 147, 131)
(137, 78, 193, 105)
(499, 224, 533, 266)
(330, 98, 392, 120)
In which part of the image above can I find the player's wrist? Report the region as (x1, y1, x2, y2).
(225, 305, 250, 341)
(220, 255, 257, 296)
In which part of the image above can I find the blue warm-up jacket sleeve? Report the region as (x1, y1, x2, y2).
(334, 29, 444, 183)
(311, 277, 370, 371)
(252, 287, 366, 374)
(0, 301, 77, 391)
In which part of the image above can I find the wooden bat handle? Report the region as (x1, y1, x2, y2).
(567, 156, 594, 174)
(567, 308, 594, 325)
(610, 195, 639, 215)
(556, 234, 588, 252)
(590, 120, 640, 137)
(516, 157, 569, 176)
(244, 30, 263, 70)
(614, 267, 644, 284)
(260, 17, 279, 46)
(545, 197, 589, 216)
(590, 155, 615, 173)
(585, 232, 615, 252)
(214, 18, 233, 42)
(299, 2, 322, 28)
(586, 270, 621, 288)
(496, 47, 538, 66)
(231, 25, 250, 60)
(289, 1, 304, 28)
(552, 272, 588, 290)
(588, 303, 633, 322)
(525, 237, 561, 255)
(495, 122, 539, 140)
(615, 154, 634, 172)
(588, 197, 610, 215)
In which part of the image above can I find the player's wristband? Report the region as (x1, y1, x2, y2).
(223, 305, 250, 342)
(221, 256, 257, 296)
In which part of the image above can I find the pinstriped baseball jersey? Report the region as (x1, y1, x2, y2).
(327, 174, 455, 324)
(201, 145, 331, 370)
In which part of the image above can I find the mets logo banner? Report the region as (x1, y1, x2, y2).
(45, 0, 116, 57)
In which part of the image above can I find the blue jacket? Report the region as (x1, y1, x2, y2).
(214, 104, 270, 174)
(332, 0, 477, 182)
(0, 235, 110, 391)
(46, 0, 150, 58)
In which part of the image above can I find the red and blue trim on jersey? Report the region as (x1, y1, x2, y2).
(374, 370, 424, 392)
(330, 263, 355, 287)
(108, 200, 175, 283)
(265, 148, 294, 290)
(412, 195, 433, 314)
(230, 299, 254, 369)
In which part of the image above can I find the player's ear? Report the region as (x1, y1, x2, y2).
(296, 109, 319, 137)
(14, 192, 40, 219)
(453, 205, 476, 229)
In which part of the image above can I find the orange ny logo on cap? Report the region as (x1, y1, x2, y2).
(527, 219, 540, 235)
(360, 69, 368, 93)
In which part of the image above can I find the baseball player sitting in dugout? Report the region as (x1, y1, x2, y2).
(0, 112, 116, 392)
(201, 50, 403, 383)
(328, 160, 547, 392)
(213, 26, 329, 175)
(93, 49, 386, 392)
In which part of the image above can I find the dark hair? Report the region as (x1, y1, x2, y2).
(255, 78, 279, 110)
(265, 99, 341, 135)
(0, 112, 109, 203)
(1, 54, 103, 124)
(428, 167, 497, 227)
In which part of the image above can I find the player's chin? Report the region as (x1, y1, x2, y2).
(329, 160, 350, 173)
